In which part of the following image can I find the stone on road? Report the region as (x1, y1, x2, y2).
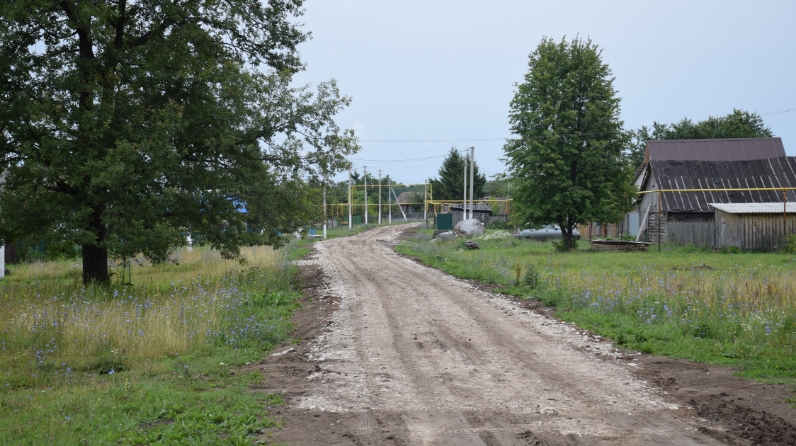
(289, 225, 723, 445)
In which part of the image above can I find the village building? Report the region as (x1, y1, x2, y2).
(631, 137, 795, 250)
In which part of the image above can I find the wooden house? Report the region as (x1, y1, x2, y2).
(631, 138, 794, 245)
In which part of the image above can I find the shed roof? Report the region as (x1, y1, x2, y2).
(395, 191, 417, 204)
(644, 138, 785, 163)
(710, 203, 796, 214)
(649, 156, 796, 213)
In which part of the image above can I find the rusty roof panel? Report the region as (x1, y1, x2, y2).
(646, 138, 785, 162)
(649, 156, 796, 213)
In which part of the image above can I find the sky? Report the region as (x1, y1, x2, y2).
(290, 0, 796, 184)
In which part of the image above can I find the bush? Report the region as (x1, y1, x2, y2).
(523, 264, 539, 289)
(552, 238, 578, 252)
(785, 235, 796, 254)
(719, 245, 741, 254)
(486, 219, 508, 230)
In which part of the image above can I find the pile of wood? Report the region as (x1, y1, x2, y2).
(588, 240, 652, 252)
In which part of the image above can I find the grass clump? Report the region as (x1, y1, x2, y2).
(397, 230, 796, 385)
(0, 244, 303, 444)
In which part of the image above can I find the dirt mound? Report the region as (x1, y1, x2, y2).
(691, 394, 796, 445)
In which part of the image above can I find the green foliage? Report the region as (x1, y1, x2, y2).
(719, 245, 742, 254)
(483, 174, 511, 198)
(486, 219, 508, 229)
(428, 147, 487, 201)
(785, 235, 796, 254)
(504, 36, 636, 251)
(552, 238, 578, 252)
(13, 239, 80, 262)
(626, 109, 773, 169)
(0, 0, 358, 284)
(522, 264, 540, 289)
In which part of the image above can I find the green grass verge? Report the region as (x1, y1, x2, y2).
(396, 229, 796, 387)
(1, 246, 304, 445)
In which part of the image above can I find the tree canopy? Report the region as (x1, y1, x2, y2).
(0, 0, 358, 284)
(626, 109, 773, 168)
(503, 36, 636, 249)
(428, 147, 486, 201)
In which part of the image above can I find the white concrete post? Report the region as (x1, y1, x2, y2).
(469, 146, 475, 220)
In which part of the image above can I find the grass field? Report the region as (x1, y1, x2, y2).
(0, 245, 303, 445)
(396, 230, 796, 388)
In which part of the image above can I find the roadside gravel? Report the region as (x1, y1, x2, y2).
(284, 224, 723, 445)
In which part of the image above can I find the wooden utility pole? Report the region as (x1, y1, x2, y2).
(364, 166, 368, 225)
(378, 170, 382, 224)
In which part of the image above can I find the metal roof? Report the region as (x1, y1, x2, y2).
(645, 138, 785, 163)
(710, 203, 796, 214)
(649, 156, 796, 213)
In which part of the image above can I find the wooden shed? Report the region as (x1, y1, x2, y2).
(631, 138, 792, 243)
(712, 203, 796, 251)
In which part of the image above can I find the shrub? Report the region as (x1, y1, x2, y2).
(785, 235, 796, 254)
(552, 238, 578, 252)
(719, 245, 741, 254)
(523, 264, 540, 289)
(486, 219, 508, 230)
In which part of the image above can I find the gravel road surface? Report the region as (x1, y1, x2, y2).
(268, 224, 728, 445)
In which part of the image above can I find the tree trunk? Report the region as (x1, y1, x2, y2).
(564, 231, 574, 251)
(82, 214, 109, 285)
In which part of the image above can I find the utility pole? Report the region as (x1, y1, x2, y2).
(323, 176, 327, 239)
(469, 146, 475, 220)
(378, 169, 382, 224)
(424, 183, 428, 227)
(348, 169, 352, 230)
(463, 152, 468, 221)
(388, 177, 392, 224)
(364, 166, 368, 225)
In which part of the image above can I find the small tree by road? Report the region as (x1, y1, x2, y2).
(503, 36, 636, 250)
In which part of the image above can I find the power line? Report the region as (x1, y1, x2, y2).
(358, 138, 506, 142)
(761, 108, 795, 116)
(350, 155, 447, 162)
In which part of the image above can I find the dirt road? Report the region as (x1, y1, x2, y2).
(258, 225, 759, 445)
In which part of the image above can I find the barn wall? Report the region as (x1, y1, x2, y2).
(715, 210, 796, 251)
(667, 220, 716, 248)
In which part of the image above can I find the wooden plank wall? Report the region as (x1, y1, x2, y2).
(715, 210, 796, 251)
(667, 221, 716, 248)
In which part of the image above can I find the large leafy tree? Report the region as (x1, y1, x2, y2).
(428, 147, 486, 201)
(0, 0, 358, 284)
(626, 109, 773, 168)
(504, 37, 636, 250)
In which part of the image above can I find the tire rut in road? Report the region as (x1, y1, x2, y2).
(286, 225, 726, 445)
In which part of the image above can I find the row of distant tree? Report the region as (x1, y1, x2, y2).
(427, 109, 771, 206)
